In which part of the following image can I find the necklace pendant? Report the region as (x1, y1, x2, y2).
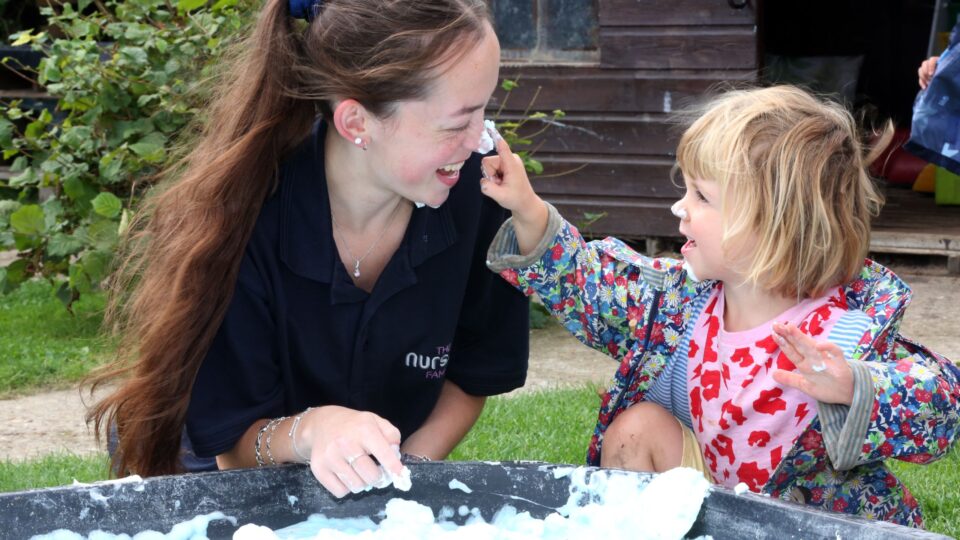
(353, 260, 361, 278)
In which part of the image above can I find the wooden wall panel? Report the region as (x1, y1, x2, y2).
(600, 27, 757, 70)
(493, 67, 756, 113)
(532, 154, 681, 199)
(599, 0, 755, 27)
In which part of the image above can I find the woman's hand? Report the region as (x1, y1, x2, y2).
(919, 55, 939, 89)
(297, 406, 404, 498)
(770, 322, 855, 406)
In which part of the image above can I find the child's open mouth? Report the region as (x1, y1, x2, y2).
(681, 238, 697, 255)
(436, 161, 464, 187)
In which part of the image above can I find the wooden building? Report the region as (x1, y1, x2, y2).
(488, 0, 960, 271)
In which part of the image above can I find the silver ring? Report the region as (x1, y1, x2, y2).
(346, 454, 363, 466)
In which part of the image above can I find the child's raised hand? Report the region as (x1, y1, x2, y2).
(770, 322, 855, 406)
(480, 138, 542, 221)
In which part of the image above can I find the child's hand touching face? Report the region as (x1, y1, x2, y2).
(770, 322, 855, 406)
(480, 138, 542, 221)
(480, 138, 549, 255)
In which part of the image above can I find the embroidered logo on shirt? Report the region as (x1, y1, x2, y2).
(404, 343, 451, 379)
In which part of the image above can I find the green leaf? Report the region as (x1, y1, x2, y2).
(129, 132, 167, 162)
(211, 0, 237, 10)
(9, 167, 37, 188)
(9, 156, 27, 173)
(2, 259, 29, 290)
(77, 0, 93, 12)
(91, 192, 122, 218)
(87, 218, 119, 250)
(81, 249, 112, 283)
(40, 59, 62, 84)
(0, 118, 14, 148)
(47, 233, 85, 258)
(119, 47, 148, 67)
(501, 79, 518, 92)
(178, 0, 208, 12)
(63, 176, 96, 203)
(10, 204, 45, 236)
(525, 158, 544, 175)
(69, 261, 92, 293)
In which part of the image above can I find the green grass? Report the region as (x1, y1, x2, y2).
(0, 388, 957, 537)
(0, 280, 111, 396)
(0, 453, 110, 493)
(449, 386, 601, 463)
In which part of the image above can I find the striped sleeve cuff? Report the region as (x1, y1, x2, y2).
(486, 201, 564, 273)
(818, 361, 874, 470)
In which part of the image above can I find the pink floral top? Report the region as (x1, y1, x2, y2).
(688, 286, 847, 490)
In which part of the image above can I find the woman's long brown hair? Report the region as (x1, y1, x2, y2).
(86, 0, 490, 476)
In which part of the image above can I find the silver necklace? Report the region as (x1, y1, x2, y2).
(330, 198, 405, 278)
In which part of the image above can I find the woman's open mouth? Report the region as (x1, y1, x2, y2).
(436, 161, 464, 187)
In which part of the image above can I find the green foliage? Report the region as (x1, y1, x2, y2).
(493, 78, 566, 176)
(0, 0, 252, 308)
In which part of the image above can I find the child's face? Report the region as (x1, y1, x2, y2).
(366, 23, 500, 208)
(676, 177, 740, 283)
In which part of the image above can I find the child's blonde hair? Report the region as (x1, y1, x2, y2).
(676, 85, 891, 298)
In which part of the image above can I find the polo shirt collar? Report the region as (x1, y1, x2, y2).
(279, 120, 459, 287)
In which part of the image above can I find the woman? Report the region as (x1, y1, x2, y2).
(88, 0, 528, 498)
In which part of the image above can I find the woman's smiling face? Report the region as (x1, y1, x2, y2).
(365, 22, 501, 207)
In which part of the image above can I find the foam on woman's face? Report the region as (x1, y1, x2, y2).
(475, 119, 502, 154)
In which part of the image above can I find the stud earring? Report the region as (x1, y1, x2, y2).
(354, 137, 367, 151)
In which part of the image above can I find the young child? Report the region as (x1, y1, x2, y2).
(480, 86, 960, 528)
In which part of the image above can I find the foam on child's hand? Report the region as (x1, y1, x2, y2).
(476, 119, 502, 154)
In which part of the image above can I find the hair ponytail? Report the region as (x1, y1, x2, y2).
(87, 0, 315, 476)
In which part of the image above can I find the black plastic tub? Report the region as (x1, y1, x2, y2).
(0, 461, 949, 539)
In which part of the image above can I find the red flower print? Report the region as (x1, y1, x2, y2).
(719, 400, 746, 429)
(688, 340, 699, 359)
(891, 393, 902, 407)
(880, 442, 894, 457)
(690, 387, 703, 428)
(769, 446, 782, 467)
(748, 430, 771, 447)
(736, 461, 769, 491)
(800, 430, 823, 451)
(550, 244, 564, 260)
(833, 499, 848, 512)
(703, 445, 718, 472)
(711, 434, 736, 465)
(585, 304, 594, 315)
(775, 352, 797, 372)
(606, 342, 619, 356)
(915, 389, 933, 403)
(500, 269, 519, 286)
(701, 369, 721, 400)
(753, 388, 787, 415)
(755, 335, 778, 354)
(884, 427, 896, 439)
(884, 474, 897, 488)
(895, 361, 911, 373)
(731, 348, 754, 368)
(575, 270, 586, 287)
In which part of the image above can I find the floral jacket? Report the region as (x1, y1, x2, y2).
(487, 206, 960, 528)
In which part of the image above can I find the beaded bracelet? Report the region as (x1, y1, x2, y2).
(289, 407, 316, 463)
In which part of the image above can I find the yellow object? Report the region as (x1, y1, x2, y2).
(935, 166, 960, 205)
(678, 419, 714, 483)
(914, 163, 937, 193)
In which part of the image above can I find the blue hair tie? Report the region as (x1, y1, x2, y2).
(289, 0, 321, 21)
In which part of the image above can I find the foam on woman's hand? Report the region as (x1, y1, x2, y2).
(476, 119, 502, 154)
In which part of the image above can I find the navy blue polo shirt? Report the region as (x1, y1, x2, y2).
(185, 121, 529, 458)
